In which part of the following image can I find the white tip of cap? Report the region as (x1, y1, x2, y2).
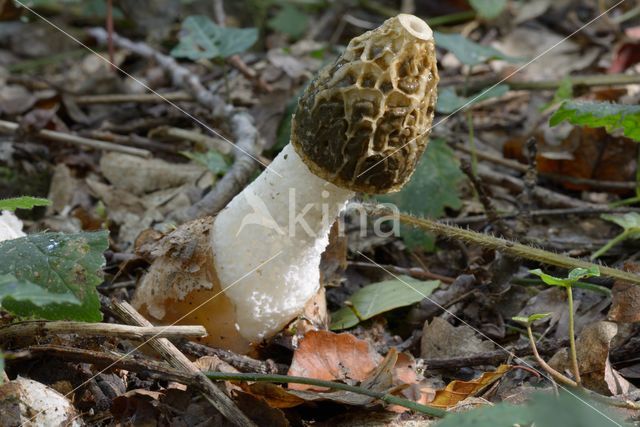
(398, 14, 433, 41)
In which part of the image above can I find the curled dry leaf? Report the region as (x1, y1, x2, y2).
(241, 345, 398, 409)
(608, 262, 640, 323)
(549, 321, 632, 395)
(287, 330, 382, 391)
(429, 365, 512, 409)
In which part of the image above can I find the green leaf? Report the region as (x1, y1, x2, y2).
(529, 266, 599, 288)
(330, 276, 440, 330)
(436, 85, 509, 114)
(540, 78, 573, 112)
(0, 197, 50, 212)
(171, 15, 258, 60)
(268, 4, 309, 39)
(379, 139, 464, 250)
(434, 32, 521, 66)
(601, 212, 640, 232)
(549, 100, 640, 142)
(0, 274, 80, 306)
(435, 391, 628, 427)
(0, 231, 108, 321)
(591, 212, 640, 259)
(181, 150, 230, 175)
(512, 312, 551, 325)
(469, 0, 507, 19)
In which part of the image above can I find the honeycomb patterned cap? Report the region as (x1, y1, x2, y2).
(291, 14, 439, 194)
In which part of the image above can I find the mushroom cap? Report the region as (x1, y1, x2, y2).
(291, 14, 439, 194)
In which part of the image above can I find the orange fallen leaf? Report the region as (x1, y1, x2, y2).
(608, 262, 640, 323)
(428, 364, 512, 409)
(287, 330, 382, 391)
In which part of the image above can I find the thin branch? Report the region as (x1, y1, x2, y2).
(0, 119, 151, 158)
(106, 298, 256, 427)
(0, 320, 206, 342)
(74, 92, 193, 104)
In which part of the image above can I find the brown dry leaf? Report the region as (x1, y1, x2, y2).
(242, 347, 397, 409)
(0, 84, 35, 115)
(421, 317, 495, 359)
(287, 330, 382, 391)
(233, 391, 290, 427)
(428, 365, 512, 409)
(111, 389, 163, 425)
(608, 262, 640, 323)
(100, 153, 208, 196)
(550, 321, 633, 395)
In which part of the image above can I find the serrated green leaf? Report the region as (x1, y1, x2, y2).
(550, 100, 640, 142)
(330, 276, 440, 330)
(434, 32, 521, 66)
(436, 85, 509, 114)
(0, 274, 80, 306)
(378, 139, 464, 250)
(512, 312, 551, 325)
(0, 231, 108, 321)
(171, 15, 258, 60)
(0, 197, 50, 212)
(268, 4, 309, 39)
(469, 0, 507, 19)
(181, 150, 230, 175)
(435, 391, 628, 427)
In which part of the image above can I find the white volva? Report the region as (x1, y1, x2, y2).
(211, 143, 354, 341)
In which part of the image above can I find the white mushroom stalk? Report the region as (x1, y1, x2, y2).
(133, 14, 438, 353)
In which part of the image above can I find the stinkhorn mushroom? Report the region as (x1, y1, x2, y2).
(133, 14, 438, 353)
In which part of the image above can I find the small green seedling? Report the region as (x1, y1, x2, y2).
(512, 312, 551, 327)
(523, 266, 600, 387)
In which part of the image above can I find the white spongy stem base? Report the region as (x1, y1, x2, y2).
(211, 144, 354, 342)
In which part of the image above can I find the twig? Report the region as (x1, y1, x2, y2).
(365, 205, 640, 285)
(151, 126, 231, 155)
(106, 298, 256, 427)
(180, 340, 287, 375)
(444, 207, 640, 225)
(0, 119, 151, 158)
(14, 345, 196, 385)
(476, 163, 596, 209)
(0, 320, 206, 342)
(453, 142, 637, 191)
(444, 73, 640, 93)
(204, 372, 447, 418)
(348, 261, 455, 284)
(420, 339, 570, 369)
(88, 27, 263, 222)
(74, 92, 193, 104)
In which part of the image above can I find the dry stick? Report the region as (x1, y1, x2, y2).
(453, 142, 637, 191)
(476, 163, 596, 209)
(444, 72, 640, 93)
(366, 205, 640, 285)
(180, 340, 287, 375)
(107, 299, 257, 427)
(444, 207, 640, 225)
(0, 119, 151, 158)
(0, 320, 206, 342)
(88, 27, 263, 222)
(74, 92, 193, 104)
